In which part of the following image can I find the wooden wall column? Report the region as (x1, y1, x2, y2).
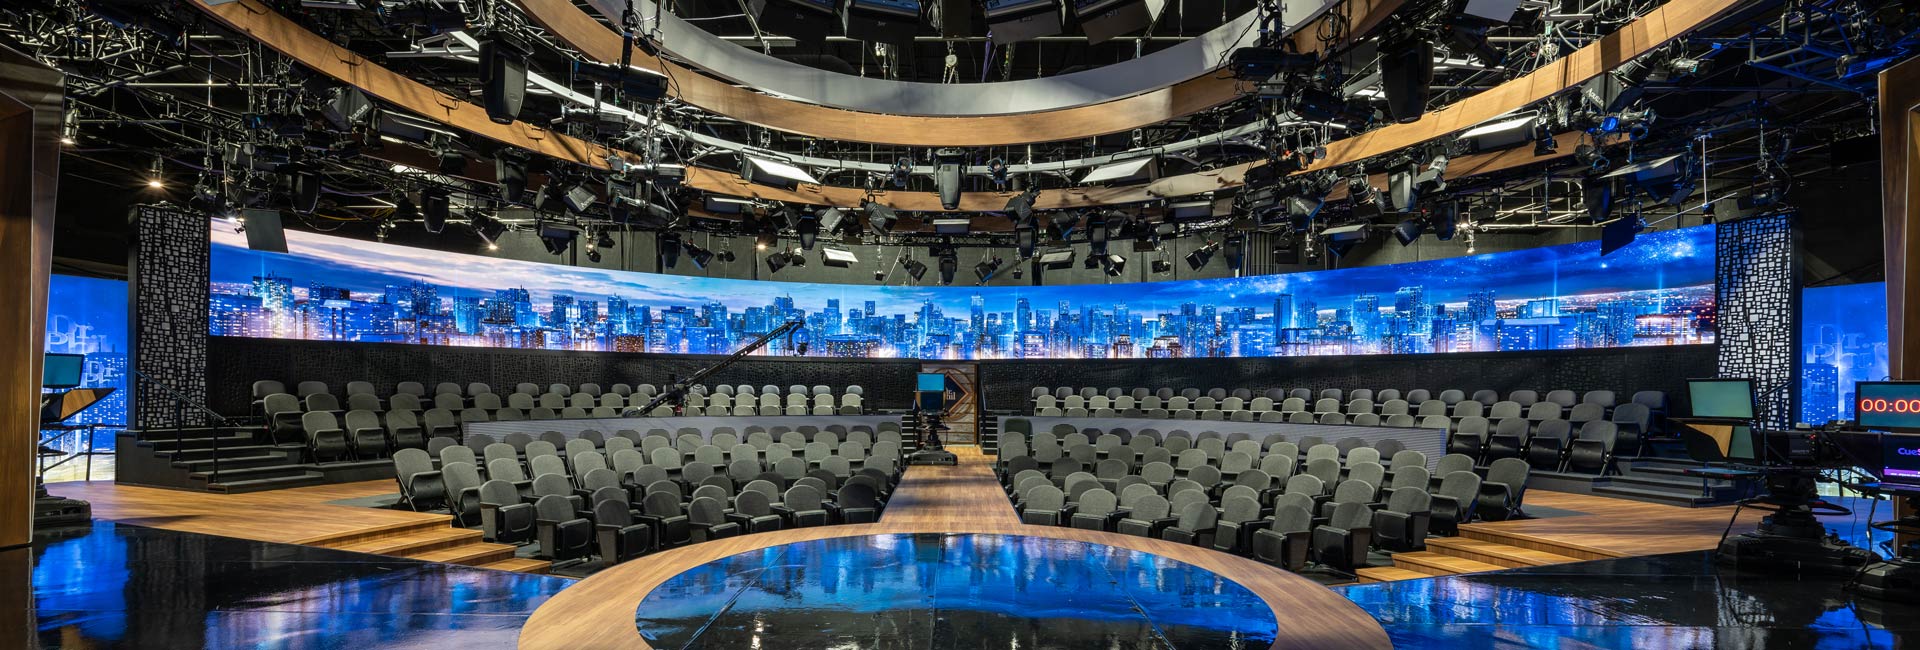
(0, 46, 64, 548)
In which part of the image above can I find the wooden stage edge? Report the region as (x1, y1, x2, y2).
(49, 448, 1780, 649)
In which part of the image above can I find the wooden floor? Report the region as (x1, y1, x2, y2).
(47, 478, 551, 573)
(517, 447, 1395, 650)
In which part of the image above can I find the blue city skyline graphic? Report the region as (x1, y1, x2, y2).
(44, 275, 129, 447)
(206, 222, 1717, 359)
(1801, 282, 1891, 425)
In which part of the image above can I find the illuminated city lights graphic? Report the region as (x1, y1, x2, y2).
(208, 222, 1717, 359)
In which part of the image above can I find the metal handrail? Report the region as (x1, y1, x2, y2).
(132, 370, 239, 481)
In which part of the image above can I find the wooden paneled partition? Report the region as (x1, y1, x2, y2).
(0, 45, 63, 548)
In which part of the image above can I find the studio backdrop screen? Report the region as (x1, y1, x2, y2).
(1801, 281, 1891, 424)
(207, 222, 1716, 360)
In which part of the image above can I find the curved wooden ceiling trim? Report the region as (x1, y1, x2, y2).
(191, 0, 1734, 217)
(512, 0, 1402, 147)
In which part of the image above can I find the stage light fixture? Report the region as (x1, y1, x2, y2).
(1015, 225, 1039, 259)
(937, 247, 959, 285)
(59, 111, 77, 145)
(1348, 176, 1386, 221)
(683, 239, 715, 269)
(766, 251, 791, 274)
(1393, 218, 1424, 246)
(796, 209, 821, 250)
(494, 152, 529, 204)
(320, 87, 373, 131)
(1185, 242, 1218, 271)
(901, 256, 928, 281)
(934, 148, 965, 210)
(1321, 223, 1368, 258)
(846, 0, 921, 47)
(146, 155, 164, 189)
(1087, 211, 1110, 256)
(1046, 211, 1080, 241)
(421, 188, 450, 234)
(1151, 258, 1172, 274)
(1600, 214, 1643, 255)
(538, 220, 578, 255)
(568, 59, 670, 103)
(740, 156, 821, 190)
(291, 168, 321, 214)
(891, 158, 912, 189)
(382, 0, 466, 32)
(986, 158, 1010, 189)
(1227, 47, 1319, 80)
(975, 257, 1004, 282)
(1037, 247, 1077, 270)
(716, 249, 737, 263)
(985, 0, 1063, 44)
(562, 183, 598, 214)
(1583, 176, 1616, 224)
(471, 213, 507, 249)
(821, 245, 859, 267)
(597, 230, 617, 249)
(1101, 254, 1127, 277)
(657, 232, 681, 268)
(755, 231, 779, 251)
(1084, 253, 1103, 270)
(818, 207, 847, 235)
(864, 201, 898, 235)
(1222, 235, 1245, 271)
(1533, 121, 1559, 156)
(1574, 144, 1611, 172)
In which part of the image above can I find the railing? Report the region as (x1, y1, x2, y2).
(133, 370, 240, 481)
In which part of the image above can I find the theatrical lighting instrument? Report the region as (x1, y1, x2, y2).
(1600, 214, 1643, 255)
(1320, 223, 1369, 258)
(1086, 211, 1110, 256)
(796, 209, 821, 250)
(555, 181, 597, 214)
(766, 250, 791, 273)
(818, 208, 847, 235)
(846, 0, 921, 48)
(821, 245, 859, 267)
(568, 60, 670, 103)
(975, 257, 1004, 282)
(1036, 247, 1077, 270)
(1185, 242, 1218, 270)
(494, 151, 529, 204)
(1151, 258, 1172, 274)
(683, 239, 716, 269)
(1532, 120, 1559, 156)
(596, 230, 617, 249)
(1227, 47, 1320, 80)
(1573, 144, 1610, 172)
(538, 220, 579, 255)
(755, 231, 779, 251)
(656, 232, 679, 268)
(471, 213, 507, 249)
(290, 168, 322, 214)
(1393, 218, 1424, 246)
(891, 158, 913, 189)
(59, 110, 77, 145)
(936, 246, 960, 285)
(1222, 236, 1245, 272)
(146, 156, 165, 189)
(901, 256, 929, 281)
(381, 0, 466, 32)
(716, 249, 737, 263)
(1101, 254, 1127, 276)
(741, 156, 820, 190)
(1046, 211, 1080, 241)
(986, 158, 1010, 189)
(1347, 176, 1386, 221)
(865, 201, 898, 235)
(985, 0, 1063, 44)
(934, 148, 966, 210)
(1582, 176, 1616, 225)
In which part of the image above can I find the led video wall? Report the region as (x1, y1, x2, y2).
(1801, 282, 1891, 424)
(44, 274, 130, 452)
(207, 222, 1716, 360)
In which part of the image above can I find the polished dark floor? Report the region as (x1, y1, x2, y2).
(633, 533, 1279, 650)
(16, 520, 574, 649)
(1337, 551, 1918, 649)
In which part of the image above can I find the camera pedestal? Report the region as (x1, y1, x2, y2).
(1717, 471, 1879, 574)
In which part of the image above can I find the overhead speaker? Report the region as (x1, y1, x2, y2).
(478, 34, 530, 124)
(292, 171, 321, 214)
(421, 189, 450, 234)
(1380, 38, 1435, 123)
(240, 209, 289, 253)
(846, 0, 922, 48)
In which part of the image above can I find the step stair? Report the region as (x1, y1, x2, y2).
(477, 557, 554, 574)
(408, 542, 518, 566)
(329, 526, 484, 557)
(1390, 551, 1507, 577)
(1354, 567, 1430, 583)
(1423, 537, 1580, 569)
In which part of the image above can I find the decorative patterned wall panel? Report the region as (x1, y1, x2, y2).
(130, 205, 208, 428)
(1716, 213, 1800, 428)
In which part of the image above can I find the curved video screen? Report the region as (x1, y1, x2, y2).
(207, 222, 1716, 359)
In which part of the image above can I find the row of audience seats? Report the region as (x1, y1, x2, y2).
(249, 380, 871, 463)
(392, 424, 900, 564)
(995, 424, 1530, 576)
(1030, 387, 1665, 426)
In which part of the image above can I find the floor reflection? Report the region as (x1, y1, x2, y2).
(21, 521, 575, 649)
(1336, 551, 1919, 649)
(635, 533, 1279, 650)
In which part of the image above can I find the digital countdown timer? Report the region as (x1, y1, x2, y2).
(1857, 381, 1920, 431)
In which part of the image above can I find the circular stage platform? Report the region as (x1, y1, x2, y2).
(634, 533, 1279, 648)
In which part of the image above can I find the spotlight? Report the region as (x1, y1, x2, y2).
(934, 244, 960, 285)
(495, 151, 529, 204)
(1533, 121, 1559, 156)
(1226, 46, 1320, 80)
(1222, 235, 1245, 271)
(382, 0, 466, 32)
(291, 168, 321, 214)
(1574, 144, 1610, 172)
(891, 158, 912, 189)
(1047, 211, 1080, 241)
(597, 230, 617, 249)
(562, 183, 598, 214)
(657, 232, 681, 268)
(756, 231, 778, 251)
(986, 158, 1009, 189)
(901, 256, 928, 281)
(588, 249, 602, 263)
(795, 209, 821, 250)
(820, 245, 858, 267)
(1320, 223, 1368, 258)
(471, 213, 507, 249)
(146, 155, 165, 189)
(1101, 254, 1127, 277)
(683, 239, 715, 269)
(393, 194, 420, 223)
(1037, 247, 1076, 270)
(934, 148, 965, 210)
(1583, 176, 1616, 224)
(1015, 225, 1038, 259)
(974, 256, 1003, 282)
(716, 249, 737, 263)
(1393, 218, 1424, 246)
(1151, 259, 1172, 274)
(477, 33, 529, 124)
(1185, 242, 1219, 270)
(1348, 176, 1386, 221)
(766, 251, 791, 273)
(864, 201, 898, 235)
(537, 219, 578, 255)
(59, 111, 77, 145)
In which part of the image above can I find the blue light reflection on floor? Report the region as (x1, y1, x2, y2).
(27, 521, 575, 649)
(636, 533, 1280, 649)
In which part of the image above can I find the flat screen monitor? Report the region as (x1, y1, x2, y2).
(42, 353, 84, 389)
(917, 373, 947, 393)
(917, 390, 946, 412)
(1881, 433, 1920, 484)
(1688, 378, 1756, 420)
(1857, 381, 1920, 432)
